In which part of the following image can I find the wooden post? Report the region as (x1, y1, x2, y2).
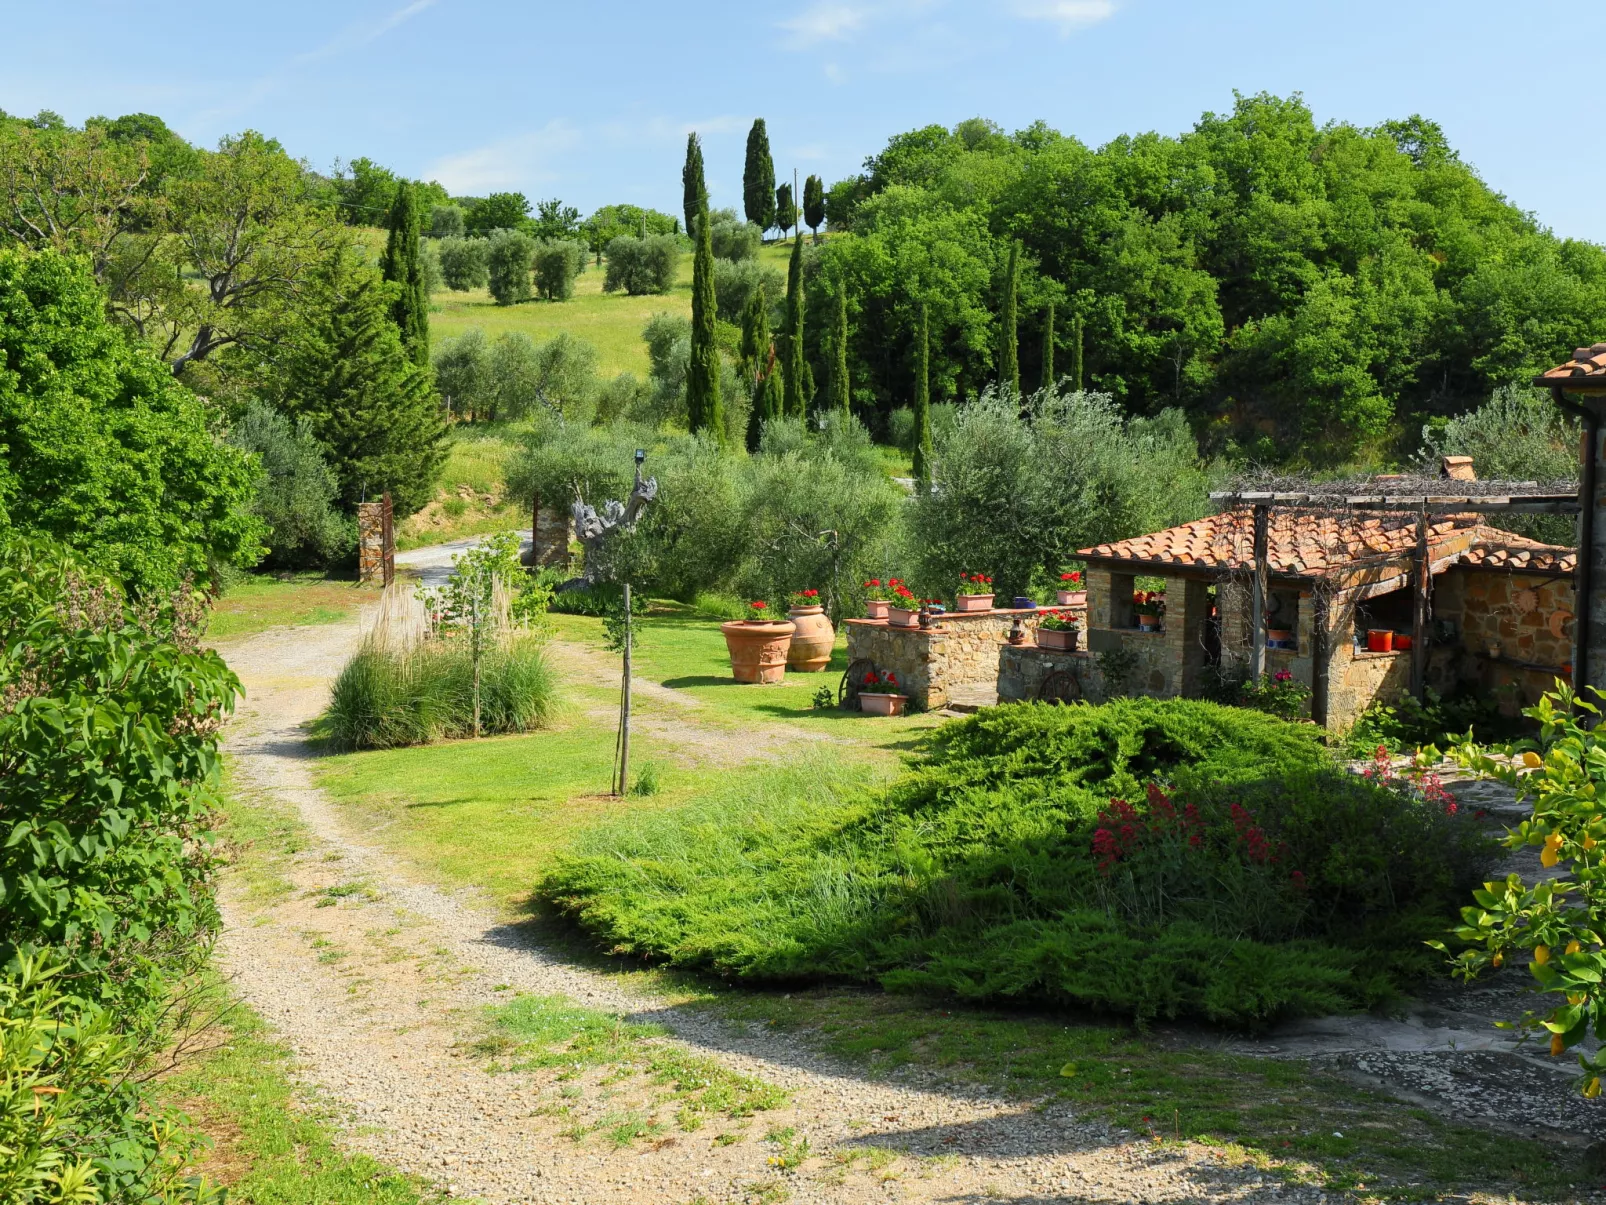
(615, 583, 633, 796)
(1250, 504, 1269, 680)
(381, 491, 395, 587)
(1411, 501, 1430, 699)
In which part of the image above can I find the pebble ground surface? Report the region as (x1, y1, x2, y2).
(208, 541, 1599, 1203)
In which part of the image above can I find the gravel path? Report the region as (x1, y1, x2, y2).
(212, 598, 1303, 1204)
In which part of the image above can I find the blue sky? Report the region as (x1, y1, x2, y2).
(7, 1, 1604, 240)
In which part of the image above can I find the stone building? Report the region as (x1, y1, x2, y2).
(993, 508, 1576, 731)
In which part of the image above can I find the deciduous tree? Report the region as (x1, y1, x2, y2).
(913, 302, 933, 492)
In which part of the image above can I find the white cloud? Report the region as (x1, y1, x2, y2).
(424, 121, 581, 194)
(780, 3, 869, 47)
(1010, 0, 1118, 34)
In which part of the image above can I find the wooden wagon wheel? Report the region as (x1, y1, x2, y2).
(1037, 669, 1083, 705)
(839, 658, 877, 710)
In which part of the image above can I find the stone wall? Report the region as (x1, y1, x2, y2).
(997, 645, 1105, 703)
(1433, 566, 1574, 708)
(1082, 567, 1212, 698)
(844, 606, 1079, 710)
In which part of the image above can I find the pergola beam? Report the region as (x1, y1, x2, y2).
(1209, 490, 1579, 514)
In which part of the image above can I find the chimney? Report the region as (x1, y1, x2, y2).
(1440, 455, 1476, 482)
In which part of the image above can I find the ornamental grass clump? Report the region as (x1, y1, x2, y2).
(543, 697, 1497, 1027)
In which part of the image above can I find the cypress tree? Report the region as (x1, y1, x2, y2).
(912, 302, 933, 493)
(1041, 300, 1055, 390)
(687, 210, 724, 445)
(743, 119, 776, 232)
(380, 182, 429, 366)
(681, 132, 707, 242)
(782, 232, 805, 418)
(802, 174, 825, 243)
(279, 243, 446, 515)
(830, 281, 850, 417)
(775, 182, 795, 238)
(741, 285, 782, 450)
(1071, 312, 1085, 391)
(1000, 239, 1020, 395)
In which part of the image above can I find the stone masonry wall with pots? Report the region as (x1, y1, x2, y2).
(997, 646, 1106, 704)
(844, 607, 1081, 711)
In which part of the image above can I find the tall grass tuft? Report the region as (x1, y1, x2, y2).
(325, 633, 556, 750)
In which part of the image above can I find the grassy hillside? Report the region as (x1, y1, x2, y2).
(427, 240, 798, 378)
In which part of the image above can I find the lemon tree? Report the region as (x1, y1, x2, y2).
(1445, 683, 1606, 1096)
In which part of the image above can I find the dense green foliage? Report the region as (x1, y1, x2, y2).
(999, 239, 1020, 394)
(603, 234, 679, 295)
(687, 210, 723, 443)
(775, 182, 796, 237)
(464, 191, 531, 234)
(227, 401, 352, 569)
(429, 203, 465, 238)
(0, 538, 237, 1201)
(581, 204, 680, 260)
(0, 249, 261, 593)
(435, 328, 603, 423)
(743, 119, 776, 232)
(709, 208, 762, 262)
(544, 699, 1495, 1025)
(830, 278, 850, 415)
(380, 182, 430, 365)
(817, 99, 1606, 461)
(910, 385, 1214, 599)
(912, 302, 933, 490)
(713, 257, 783, 323)
(269, 244, 446, 515)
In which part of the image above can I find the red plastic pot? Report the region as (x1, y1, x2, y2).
(1366, 629, 1393, 653)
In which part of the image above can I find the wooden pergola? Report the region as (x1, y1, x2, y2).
(1206, 488, 1580, 700)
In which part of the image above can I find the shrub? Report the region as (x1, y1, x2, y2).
(418, 236, 442, 295)
(438, 235, 489, 291)
(429, 203, 466, 238)
(548, 579, 649, 617)
(604, 234, 680, 295)
(228, 400, 352, 568)
(1345, 687, 1521, 755)
(708, 208, 761, 262)
(486, 229, 535, 305)
(543, 698, 1495, 1026)
(533, 237, 586, 301)
(487, 331, 600, 422)
(713, 257, 784, 324)
(887, 406, 916, 451)
(324, 634, 556, 750)
(596, 371, 653, 424)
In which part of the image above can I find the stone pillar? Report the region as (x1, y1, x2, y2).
(1174, 577, 1214, 696)
(357, 497, 393, 586)
(531, 505, 573, 569)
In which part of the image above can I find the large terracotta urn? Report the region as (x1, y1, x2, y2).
(720, 619, 796, 684)
(786, 605, 836, 672)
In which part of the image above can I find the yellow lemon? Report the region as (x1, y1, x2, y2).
(1586, 1077, 1602, 1099)
(1523, 751, 1543, 768)
(1542, 833, 1564, 868)
(1493, 951, 1504, 968)
(1567, 940, 1583, 955)
(1586, 836, 1599, 851)
(1552, 1034, 1566, 1056)
(1535, 945, 1551, 965)
(1570, 993, 1586, 1006)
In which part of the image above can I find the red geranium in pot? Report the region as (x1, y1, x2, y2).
(859, 669, 908, 716)
(720, 600, 796, 683)
(956, 573, 995, 612)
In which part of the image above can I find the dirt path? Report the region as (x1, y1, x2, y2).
(213, 603, 1289, 1204)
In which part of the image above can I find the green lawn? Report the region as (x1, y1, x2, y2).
(428, 241, 798, 378)
(207, 572, 373, 644)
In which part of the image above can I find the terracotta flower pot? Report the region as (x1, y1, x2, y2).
(720, 620, 796, 684)
(1037, 628, 1079, 651)
(859, 691, 907, 716)
(1136, 614, 1160, 632)
(1056, 589, 1087, 607)
(865, 599, 890, 620)
(887, 605, 919, 628)
(786, 605, 835, 672)
(955, 593, 994, 613)
(1366, 629, 1393, 653)
(1267, 628, 1294, 647)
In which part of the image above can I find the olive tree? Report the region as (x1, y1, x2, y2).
(486, 229, 534, 305)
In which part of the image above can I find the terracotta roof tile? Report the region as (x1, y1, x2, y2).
(1537, 343, 1606, 382)
(1080, 510, 1578, 579)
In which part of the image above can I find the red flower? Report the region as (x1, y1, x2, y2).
(1060, 571, 1081, 583)
(863, 671, 879, 685)
(865, 579, 881, 588)
(751, 600, 767, 610)
(1291, 870, 1307, 891)
(1274, 669, 1293, 683)
(883, 671, 899, 686)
